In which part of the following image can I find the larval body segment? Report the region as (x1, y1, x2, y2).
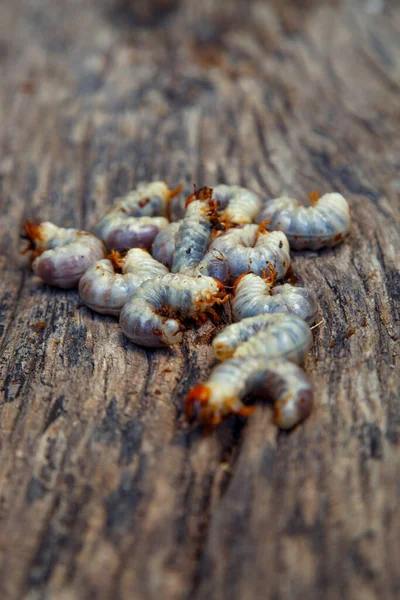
(95, 213, 168, 252)
(94, 181, 181, 251)
(209, 224, 290, 282)
(212, 313, 312, 363)
(114, 181, 179, 218)
(213, 184, 261, 225)
(171, 197, 217, 274)
(78, 249, 168, 316)
(233, 273, 318, 324)
(185, 357, 313, 430)
(152, 221, 181, 269)
(120, 273, 226, 347)
(256, 193, 351, 250)
(23, 221, 105, 289)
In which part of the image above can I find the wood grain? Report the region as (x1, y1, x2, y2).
(0, 0, 399, 598)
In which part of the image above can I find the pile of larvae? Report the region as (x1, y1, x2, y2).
(23, 182, 351, 430)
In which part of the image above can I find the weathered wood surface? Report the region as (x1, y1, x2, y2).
(0, 0, 399, 598)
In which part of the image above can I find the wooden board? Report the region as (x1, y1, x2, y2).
(0, 0, 399, 598)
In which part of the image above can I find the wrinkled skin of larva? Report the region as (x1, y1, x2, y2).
(213, 184, 261, 225)
(212, 312, 312, 364)
(25, 221, 105, 289)
(95, 213, 169, 251)
(120, 273, 226, 347)
(209, 224, 290, 283)
(233, 273, 318, 324)
(79, 248, 168, 316)
(171, 197, 217, 274)
(185, 356, 313, 430)
(256, 193, 351, 250)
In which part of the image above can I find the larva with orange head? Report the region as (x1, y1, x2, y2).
(120, 273, 227, 347)
(23, 221, 105, 289)
(213, 184, 261, 226)
(78, 248, 168, 316)
(209, 224, 290, 283)
(171, 191, 219, 274)
(95, 181, 181, 251)
(256, 192, 351, 250)
(233, 273, 318, 324)
(185, 356, 313, 430)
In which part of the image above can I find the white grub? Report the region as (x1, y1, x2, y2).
(112, 181, 182, 218)
(95, 213, 168, 252)
(256, 192, 351, 250)
(233, 273, 318, 324)
(171, 187, 217, 274)
(212, 313, 312, 363)
(213, 184, 261, 225)
(23, 221, 105, 289)
(185, 356, 313, 430)
(78, 248, 168, 316)
(152, 219, 231, 283)
(120, 273, 226, 347)
(193, 249, 231, 285)
(152, 221, 181, 269)
(209, 223, 290, 282)
(94, 181, 182, 251)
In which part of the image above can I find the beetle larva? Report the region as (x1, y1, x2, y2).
(153, 222, 231, 283)
(185, 356, 313, 429)
(233, 273, 318, 324)
(171, 187, 218, 274)
(120, 273, 227, 347)
(212, 184, 261, 225)
(256, 192, 351, 250)
(151, 221, 181, 268)
(209, 223, 290, 282)
(212, 313, 312, 363)
(111, 181, 181, 218)
(23, 221, 105, 289)
(95, 213, 169, 252)
(78, 248, 168, 316)
(94, 181, 182, 251)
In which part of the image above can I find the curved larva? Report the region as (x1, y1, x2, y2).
(233, 273, 318, 324)
(78, 249, 168, 316)
(212, 313, 312, 363)
(209, 224, 290, 282)
(213, 184, 261, 225)
(152, 221, 181, 268)
(171, 197, 217, 274)
(194, 249, 231, 285)
(185, 356, 313, 430)
(256, 193, 351, 250)
(23, 221, 105, 289)
(120, 273, 226, 347)
(113, 181, 181, 218)
(153, 221, 231, 284)
(95, 213, 168, 252)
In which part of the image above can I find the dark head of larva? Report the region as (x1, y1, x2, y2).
(308, 190, 321, 205)
(22, 220, 42, 243)
(21, 220, 45, 258)
(106, 249, 127, 272)
(185, 184, 214, 207)
(185, 385, 222, 428)
(232, 272, 250, 294)
(185, 384, 210, 421)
